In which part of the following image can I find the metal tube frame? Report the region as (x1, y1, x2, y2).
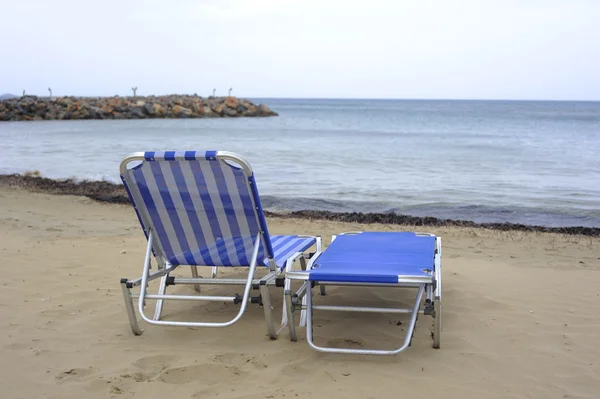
(306, 284, 425, 355)
(136, 234, 267, 327)
(121, 233, 277, 338)
(284, 232, 442, 355)
(120, 231, 320, 338)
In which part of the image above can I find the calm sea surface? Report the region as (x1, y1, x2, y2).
(1, 98, 599, 227)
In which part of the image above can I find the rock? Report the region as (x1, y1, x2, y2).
(241, 103, 257, 116)
(143, 102, 155, 116)
(130, 107, 145, 118)
(72, 107, 89, 119)
(224, 96, 238, 108)
(172, 105, 192, 117)
(153, 103, 166, 116)
(142, 102, 165, 117)
(1, 110, 12, 121)
(107, 98, 121, 108)
(136, 100, 146, 107)
(45, 111, 58, 120)
(224, 107, 238, 117)
(58, 97, 73, 107)
(257, 104, 277, 116)
(211, 103, 225, 115)
(203, 106, 216, 117)
(90, 106, 107, 119)
(190, 101, 203, 114)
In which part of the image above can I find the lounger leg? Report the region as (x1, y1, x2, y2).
(211, 266, 218, 278)
(120, 280, 143, 336)
(433, 298, 441, 349)
(299, 256, 307, 271)
(191, 266, 201, 292)
(153, 275, 168, 321)
(432, 236, 442, 348)
(300, 294, 308, 327)
(305, 284, 426, 355)
(260, 284, 277, 340)
(285, 288, 297, 341)
(426, 284, 433, 302)
(320, 284, 327, 296)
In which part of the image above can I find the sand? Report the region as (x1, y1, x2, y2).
(1, 186, 599, 399)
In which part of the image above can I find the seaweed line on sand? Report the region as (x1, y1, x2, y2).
(1, 173, 598, 237)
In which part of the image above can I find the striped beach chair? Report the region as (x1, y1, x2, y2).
(119, 151, 321, 339)
(284, 231, 442, 355)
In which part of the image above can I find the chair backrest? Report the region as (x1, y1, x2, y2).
(120, 151, 275, 269)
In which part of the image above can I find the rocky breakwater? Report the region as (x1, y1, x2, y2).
(0, 95, 278, 121)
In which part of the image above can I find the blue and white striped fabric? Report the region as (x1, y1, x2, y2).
(121, 151, 316, 269)
(265, 235, 315, 268)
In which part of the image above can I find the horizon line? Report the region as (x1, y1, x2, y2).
(250, 96, 600, 103)
(2, 92, 599, 103)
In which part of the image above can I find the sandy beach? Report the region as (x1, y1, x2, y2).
(1, 186, 599, 399)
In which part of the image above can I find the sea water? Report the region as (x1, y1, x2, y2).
(1, 98, 599, 227)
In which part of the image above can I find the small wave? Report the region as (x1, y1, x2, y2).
(261, 196, 600, 228)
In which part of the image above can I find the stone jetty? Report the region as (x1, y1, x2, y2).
(0, 95, 278, 121)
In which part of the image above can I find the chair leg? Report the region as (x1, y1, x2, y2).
(285, 288, 297, 341)
(305, 284, 426, 355)
(320, 284, 327, 296)
(260, 284, 277, 340)
(433, 298, 441, 349)
(299, 281, 311, 326)
(191, 266, 201, 292)
(426, 285, 433, 302)
(299, 294, 308, 327)
(153, 275, 168, 321)
(299, 257, 307, 270)
(211, 266, 218, 278)
(120, 280, 143, 336)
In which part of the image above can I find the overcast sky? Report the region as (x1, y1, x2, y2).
(1, 0, 599, 100)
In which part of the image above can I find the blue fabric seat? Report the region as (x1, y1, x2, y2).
(268, 235, 317, 269)
(309, 232, 436, 284)
(121, 150, 317, 269)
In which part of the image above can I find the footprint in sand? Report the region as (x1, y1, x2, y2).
(119, 371, 152, 383)
(213, 352, 268, 370)
(55, 367, 94, 384)
(132, 354, 177, 375)
(158, 364, 245, 385)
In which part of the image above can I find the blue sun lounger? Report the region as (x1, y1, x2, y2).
(284, 231, 442, 355)
(119, 151, 321, 339)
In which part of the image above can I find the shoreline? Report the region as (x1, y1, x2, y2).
(2, 173, 598, 236)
